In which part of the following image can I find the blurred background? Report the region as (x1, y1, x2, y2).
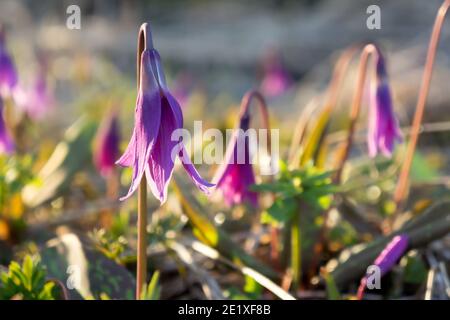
(2, 0, 450, 122)
(1, 0, 450, 300)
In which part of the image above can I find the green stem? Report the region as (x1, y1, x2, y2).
(290, 213, 301, 290)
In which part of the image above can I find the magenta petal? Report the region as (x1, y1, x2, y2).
(94, 113, 120, 177)
(213, 117, 258, 207)
(116, 127, 136, 167)
(145, 99, 180, 204)
(367, 53, 402, 158)
(164, 91, 183, 128)
(119, 91, 161, 201)
(357, 234, 409, 299)
(179, 146, 215, 194)
(0, 49, 17, 92)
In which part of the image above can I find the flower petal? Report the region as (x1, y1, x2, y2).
(0, 49, 17, 93)
(213, 116, 257, 206)
(118, 51, 162, 201)
(179, 145, 215, 194)
(144, 97, 180, 204)
(164, 91, 183, 128)
(119, 91, 161, 201)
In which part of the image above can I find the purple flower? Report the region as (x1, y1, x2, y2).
(367, 52, 402, 157)
(116, 49, 213, 204)
(0, 30, 18, 95)
(94, 111, 120, 178)
(24, 71, 53, 121)
(260, 49, 292, 98)
(0, 97, 14, 154)
(357, 234, 409, 299)
(213, 113, 258, 207)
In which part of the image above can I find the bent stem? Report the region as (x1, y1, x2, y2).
(308, 45, 378, 280)
(334, 44, 378, 184)
(393, 0, 450, 211)
(135, 22, 153, 300)
(239, 90, 280, 264)
(288, 45, 359, 166)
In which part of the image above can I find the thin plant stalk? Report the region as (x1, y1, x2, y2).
(393, 0, 450, 211)
(135, 23, 153, 300)
(290, 210, 302, 290)
(304, 46, 363, 277)
(307, 45, 377, 280)
(99, 170, 119, 229)
(136, 179, 147, 299)
(238, 91, 278, 264)
(334, 44, 378, 184)
(288, 45, 359, 166)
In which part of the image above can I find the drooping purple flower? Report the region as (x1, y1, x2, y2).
(0, 29, 18, 96)
(260, 49, 292, 98)
(213, 112, 258, 207)
(116, 48, 213, 204)
(367, 52, 402, 157)
(94, 111, 120, 178)
(0, 97, 14, 154)
(357, 234, 409, 299)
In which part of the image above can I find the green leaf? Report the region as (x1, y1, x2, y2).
(141, 271, 161, 300)
(322, 270, 341, 300)
(0, 255, 56, 300)
(262, 198, 298, 226)
(299, 107, 331, 167)
(402, 252, 427, 285)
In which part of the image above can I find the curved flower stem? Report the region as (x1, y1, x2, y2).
(393, 0, 450, 211)
(239, 90, 280, 264)
(46, 278, 69, 300)
(239, 90, 271, 149)
(334, 44, 378, 184)
(323, 45, 362, 114)
(287, 45, 360, 165)
(135, 22, 153, 300)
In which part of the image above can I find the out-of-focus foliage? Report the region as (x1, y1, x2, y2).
(225, 275, 263, 300)
(21, 117, 97, 208)
(140, 271, 161, 300)
(254, 161, 335, 227)
(0, 255, 56, 300)
(0, 155, 35, 241)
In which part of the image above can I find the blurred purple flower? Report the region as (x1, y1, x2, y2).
(367, 52, 402, 157)
(23, 71, 53, 120)
(213, 113, 258, 207)
(260, 49, 292, 98)
(0, 97, 14, 154)
(94, 111, 120, 178)
(116, 49, 213, 204)
(0, 30, 18, 95)
(357, 234, 409, 299)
